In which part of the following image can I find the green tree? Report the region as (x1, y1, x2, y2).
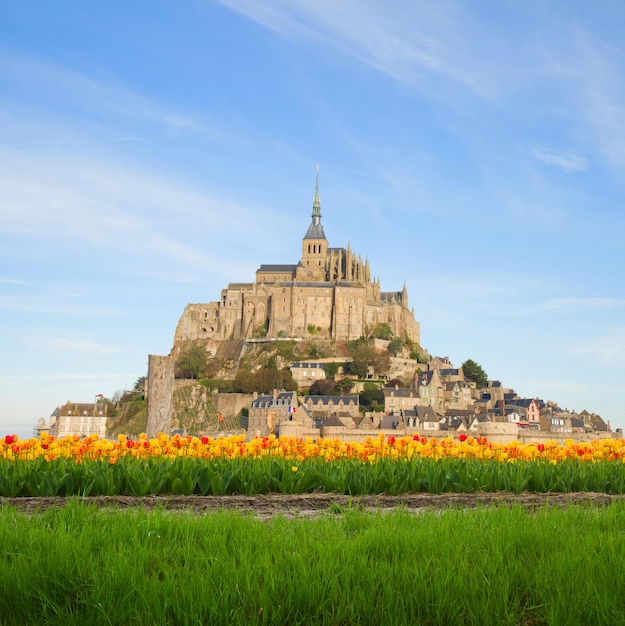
(175, 345, 208, 379)
(336, 378, 354, 394)
(359, 383, 384, 410)
(323, 362, 340, 378)
(462, 359, 488, 388)
(233, 370, 255, 393)
(309, 379, 338, 395)
(133, 376, 147, 391)
(371, 323, 393, 340)
(373, 350, 391, 377)
(387, 337, 403, 357)
(350, 343, 376, 378)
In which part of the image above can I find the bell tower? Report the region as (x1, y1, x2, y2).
(301, 166, 328, 280)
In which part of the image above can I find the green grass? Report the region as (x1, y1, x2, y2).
(5, 456, 625, 498)
(2, 501, 625, 625)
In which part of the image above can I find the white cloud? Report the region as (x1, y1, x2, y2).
(0, 50, 201, 134)
(0, 147, 277, 277)
(216, 0, 499, 100)
(0, 278, 28, 286)
(532, 147, 589, 173)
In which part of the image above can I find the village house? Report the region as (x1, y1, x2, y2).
(41, 401, 110, 439)
(442, 380, 474, 410)
(382, 386, 419, 415)
(289, 362, 327, 387)
(415, 370, 444, 410)
(301, 394, 359, 427)
(248, 390, 297, 437)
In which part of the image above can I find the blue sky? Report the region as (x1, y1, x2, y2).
(1, 1, 624, 438)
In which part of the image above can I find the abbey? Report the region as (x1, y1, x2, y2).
(174, 175, 420, 346)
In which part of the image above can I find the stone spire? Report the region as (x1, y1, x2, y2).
(312, 164, 321, 220)
(303, 165, 326, 240)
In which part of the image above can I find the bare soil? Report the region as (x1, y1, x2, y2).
(2, 492, 624, 519)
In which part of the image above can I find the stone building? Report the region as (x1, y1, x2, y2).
(43, 401, 109, 439)
(174, 173, 420, 349)
(248, 390, 297, 437)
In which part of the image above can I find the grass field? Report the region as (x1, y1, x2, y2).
(1, 500, 625, 625)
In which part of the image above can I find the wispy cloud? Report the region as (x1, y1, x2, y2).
(0, 49, 201, 134)
(532, 147, 589, 173)
(564, 27, 625, 177)
(0, 148, 275, 277)
(0, 278, 28, 286)
(216, 0, 499, 101)
(21, 330, 122, 355)
(531, 297, 625, 314)
(218, 1, 625, 178)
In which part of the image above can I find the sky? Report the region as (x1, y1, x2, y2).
(1, 1, 624, 439)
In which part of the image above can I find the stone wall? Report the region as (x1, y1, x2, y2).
(212, 391, 255, 418)
(146, 354, 175, 438)
(274, 420, 619, 446)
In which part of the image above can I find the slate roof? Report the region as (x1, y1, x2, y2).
(415, 406, 438, 422)
(303, 221, 327, 240)
(251, 391, 297, 409)
(256, 265, 298, 273)
(507, 398, 544, 409)
(382, 387, 419, 398)
(380, 291, 403, 304)
(590, 414, 609, 432)
(304, 395, 358, 406)
(291, 362, 325, 369)
(439, 369, 459, 377)
(380, 414, 400, 429)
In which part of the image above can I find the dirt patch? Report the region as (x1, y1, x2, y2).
(2, 492, 623, 519)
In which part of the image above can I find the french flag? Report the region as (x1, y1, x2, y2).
(288, 405, 296, 413)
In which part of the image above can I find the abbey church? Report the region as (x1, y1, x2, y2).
(173, 174, 420, 348)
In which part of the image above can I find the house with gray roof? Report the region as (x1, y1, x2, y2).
(249, 390, 297, 436)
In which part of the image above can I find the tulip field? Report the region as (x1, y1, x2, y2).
(3, 432, 625, 624)
(3, 432, 625, 497)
